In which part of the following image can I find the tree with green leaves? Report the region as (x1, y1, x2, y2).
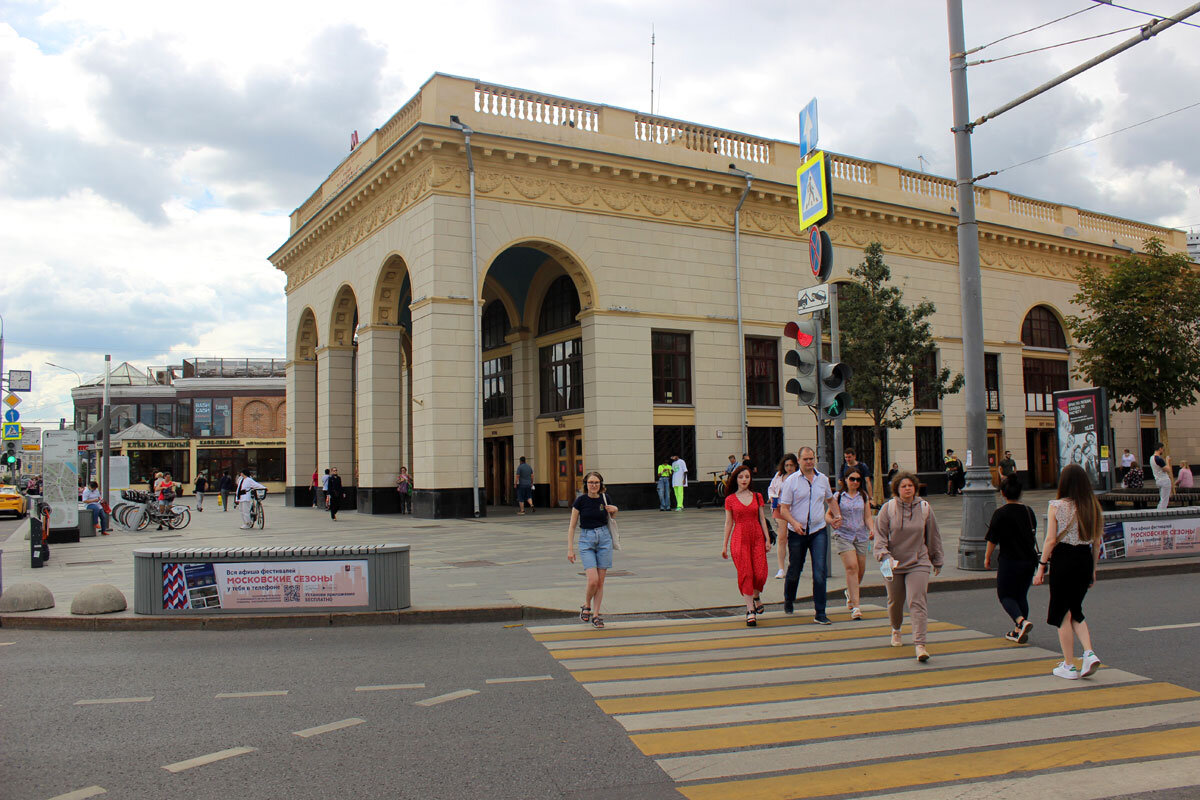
(837, 242, 964, 503)
(1066, 237, 1200, 456)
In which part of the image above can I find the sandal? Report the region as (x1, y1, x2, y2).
(580, 606, 591, 623)
(591, 615, 604, 629)
(890, 629, 903, 647)
(753, 598, 765, 615)
(746, 610, 757, 627)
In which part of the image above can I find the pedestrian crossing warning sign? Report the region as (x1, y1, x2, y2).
(796, 149, 833, 230)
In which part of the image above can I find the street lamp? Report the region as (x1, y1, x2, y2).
(728, 164, 753, 460)
(450, 115, 481, 518)
(44, 361, 83, 385)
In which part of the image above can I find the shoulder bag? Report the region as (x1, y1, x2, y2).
(603, 493, 621, 550)
(757, 492, 777, 544)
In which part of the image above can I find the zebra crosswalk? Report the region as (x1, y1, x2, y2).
(529, 606, 1200, 799)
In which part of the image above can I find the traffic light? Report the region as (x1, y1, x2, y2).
(783, 320, 821, 407)
(4, 442, 16, 466)
(818, 362, 852, 420)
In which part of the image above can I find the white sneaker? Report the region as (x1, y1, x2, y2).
(1080, 650, 1101, 677)
(239, 524, 252, 530)
(851, 607, 862, 620)
(774, 569, 784, 579)
(1053, 661, 1080, 680)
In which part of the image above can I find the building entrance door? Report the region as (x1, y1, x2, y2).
(1026, 429, 1056, 488)
(484, 436, 513, 506)
(550, 430, 583, 507)
(987, 430, 1003, 487)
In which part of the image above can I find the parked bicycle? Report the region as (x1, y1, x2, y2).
(696, 470, 730, 509)
(112, 490, 191, 531)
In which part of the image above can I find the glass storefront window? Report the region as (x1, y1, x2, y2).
(197, 448, 284, 483)
(127, 449, 190, 486)
(213, 399, 231, 437)
(191, 398, 231, 437)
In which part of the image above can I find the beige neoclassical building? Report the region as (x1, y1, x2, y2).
(270, 73, 1196, 516)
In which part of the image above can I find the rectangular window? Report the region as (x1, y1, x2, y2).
(913, 351, 940, 410)
(653, 425, 696, 477)
(109, 404, 135, 434)
(192, 398, 231, 436)
(916, 427, 944, 472)
(482, 355, 513, 421)
(139, 404, 156, 429)
(177, 400, 192, 438)
(1022, 358, 1069, 412)
(212, 399, 232, 437)
(651, 332, 692, 405)
(746, 337, 780, 406)
(748, 427, 784, 475)
(154, 403, 174, 436)
(985, 353, 1001, 413)
(540, 338, 584, 414)
(193, 398, 212, 436)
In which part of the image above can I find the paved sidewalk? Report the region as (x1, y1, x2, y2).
(2, 490, 1196, 626)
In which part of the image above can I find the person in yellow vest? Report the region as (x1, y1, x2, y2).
(656, 459, 674, 511)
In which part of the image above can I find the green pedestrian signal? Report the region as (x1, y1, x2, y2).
(817, 362, 852, 421)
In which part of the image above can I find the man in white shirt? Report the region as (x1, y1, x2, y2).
(1119, 449, 1135, 483)
(778, 446, 834, 624)
(234, 470, 266, 529)
(671, 455, 688, 512)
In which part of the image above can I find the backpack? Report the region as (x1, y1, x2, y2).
(883, 497, 929, 531)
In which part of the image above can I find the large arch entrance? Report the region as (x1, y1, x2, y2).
(480, 242, 596, 510)
(318, 284, 359, 505)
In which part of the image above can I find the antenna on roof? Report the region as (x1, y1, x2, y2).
(917, 154, 930, 173)
(650, 25, 656, 114)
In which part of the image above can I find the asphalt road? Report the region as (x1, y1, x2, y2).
(2, 573, 1198, 800)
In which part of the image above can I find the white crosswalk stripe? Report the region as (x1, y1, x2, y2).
(529, 605, 1200, 799)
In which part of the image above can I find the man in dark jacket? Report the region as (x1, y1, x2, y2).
(327, 467, 345, 520)
(218, 471, 234, 512)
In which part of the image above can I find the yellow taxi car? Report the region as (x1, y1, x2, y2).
(0, 484, 28, 518)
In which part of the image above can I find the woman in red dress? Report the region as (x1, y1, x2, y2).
(722, 465, 772, 626)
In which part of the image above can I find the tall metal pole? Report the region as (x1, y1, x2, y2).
(813, 311, 831, 476)
(102, 354, 111, 500)
(451, 117, 481, 517)
(947, 0, 994, 569)
(829, 283, 843, 475)
(731, 168, 753, 461)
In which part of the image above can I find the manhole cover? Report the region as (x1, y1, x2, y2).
(65, 560, 115, 567)
(446, 560, 499, 568)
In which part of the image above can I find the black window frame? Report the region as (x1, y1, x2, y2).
(747, 427, 784, 475)
(913, 350, 940, 411)
(481, 300, 511, 351)
(916, 427, 944, 472)
(539, 338, 584, 414)
(984, 353, 1001, 412)
(482, 355, 513, 421)
(538, 275, 581, 335)
(653, 425, 696, 476)
(651, 331, 692, 405)
(746, 337, 780, 407)
(1022, 357, 1069, 412)
(1021, 306, 1067, 349)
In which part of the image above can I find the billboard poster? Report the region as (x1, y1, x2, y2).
(42, 429, 80, 528)
(1053, 387, 1109, 491)
(163, 560, 370, 610)
(1099, 517, 1200, 560)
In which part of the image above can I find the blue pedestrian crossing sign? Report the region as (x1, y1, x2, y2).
(796, 149, 833, 230)
(799, 98, 818, 157)
(2, 422, 21, 440)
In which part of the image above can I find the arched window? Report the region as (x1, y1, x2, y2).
(538, 275, 581, 335)
(1021, 306, 1067, 349)
(481, 301, 511, 351)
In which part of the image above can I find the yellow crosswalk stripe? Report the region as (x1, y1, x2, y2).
(533, 610, 889, 641)
(677, 724, 1200, 800)
(550, 621, 962, 660)
(597, 659, 1059, 714)
(572, 635, 1017, 683)
(631, 681, 1197, 755)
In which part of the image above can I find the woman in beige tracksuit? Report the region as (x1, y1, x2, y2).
(874, 470, 944, 662)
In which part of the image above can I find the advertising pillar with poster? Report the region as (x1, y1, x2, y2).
(1052, 387, 1112, 491)
(42, 429, 80, 529)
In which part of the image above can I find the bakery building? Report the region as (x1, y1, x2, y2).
(270, 73, 1197, 516)
(72, 358, 287, 493)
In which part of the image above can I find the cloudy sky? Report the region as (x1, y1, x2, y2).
(2, 0, 1197, 425)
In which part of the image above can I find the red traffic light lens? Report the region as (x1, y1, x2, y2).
(784, 321, 814, 347)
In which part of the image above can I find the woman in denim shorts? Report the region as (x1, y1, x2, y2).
(826, 465, 875, 620)
(567, 471, 619, 629)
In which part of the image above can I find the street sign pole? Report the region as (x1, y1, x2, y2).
(829, 283, 843, 473)
(812, 310, 830, 476)
(102, 354, 111, 501)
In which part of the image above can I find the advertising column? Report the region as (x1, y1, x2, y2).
(42, 429, 80, 529)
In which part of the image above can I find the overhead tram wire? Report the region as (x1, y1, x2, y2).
(964, 4, 1100, 55)
(983, 99, 1200, 177)
(968, 24, 1147, 65)
(1093, 0, 1200, 29)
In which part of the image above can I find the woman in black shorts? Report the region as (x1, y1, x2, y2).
(1033, 464, 1103, 680)
(984, 475, 1039, 643)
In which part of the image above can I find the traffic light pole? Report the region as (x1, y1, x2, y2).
(829, 283, 843, 472)
(812, 310, 831, 476)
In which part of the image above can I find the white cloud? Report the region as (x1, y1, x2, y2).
(2, 0, 1198, 424)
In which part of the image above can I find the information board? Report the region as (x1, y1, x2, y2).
(42, 429, 80, 528)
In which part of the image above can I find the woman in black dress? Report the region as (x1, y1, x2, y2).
(984, 475, 1039, 643)
(1033, 464, 1104, 680)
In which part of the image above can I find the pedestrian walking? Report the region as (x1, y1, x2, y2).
(218, 471, 233, 511)
(656, 458, 674, 511)
(721, 465, 772, 626)
(1034, 463, 1104, 680)
(984, 475, 1039, 643)
(1149, 442, 1175, 510)
(327, 467, 345, 520)
(234, 470, 265, 530)
(838, 447, 872, 499)
(321, 468, 331, 509)
(515, 456, 535, 514)
(193, 471, 208, 512)
(875, 471, 944, 661)
(671, 454, 688, 512)
(566, 471, 618, 630)
(311, 469, 321, 508)
(81, 481, 110, 534)
(827, 465, 875, 620)
(998, 450, 1017, 480)
(769, 453, 798, 579)
(397, 467, 412, 514)
(885, 462, 899, 497)
(1178, 461, 1194, 489)
(778, 446, 834, 624)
